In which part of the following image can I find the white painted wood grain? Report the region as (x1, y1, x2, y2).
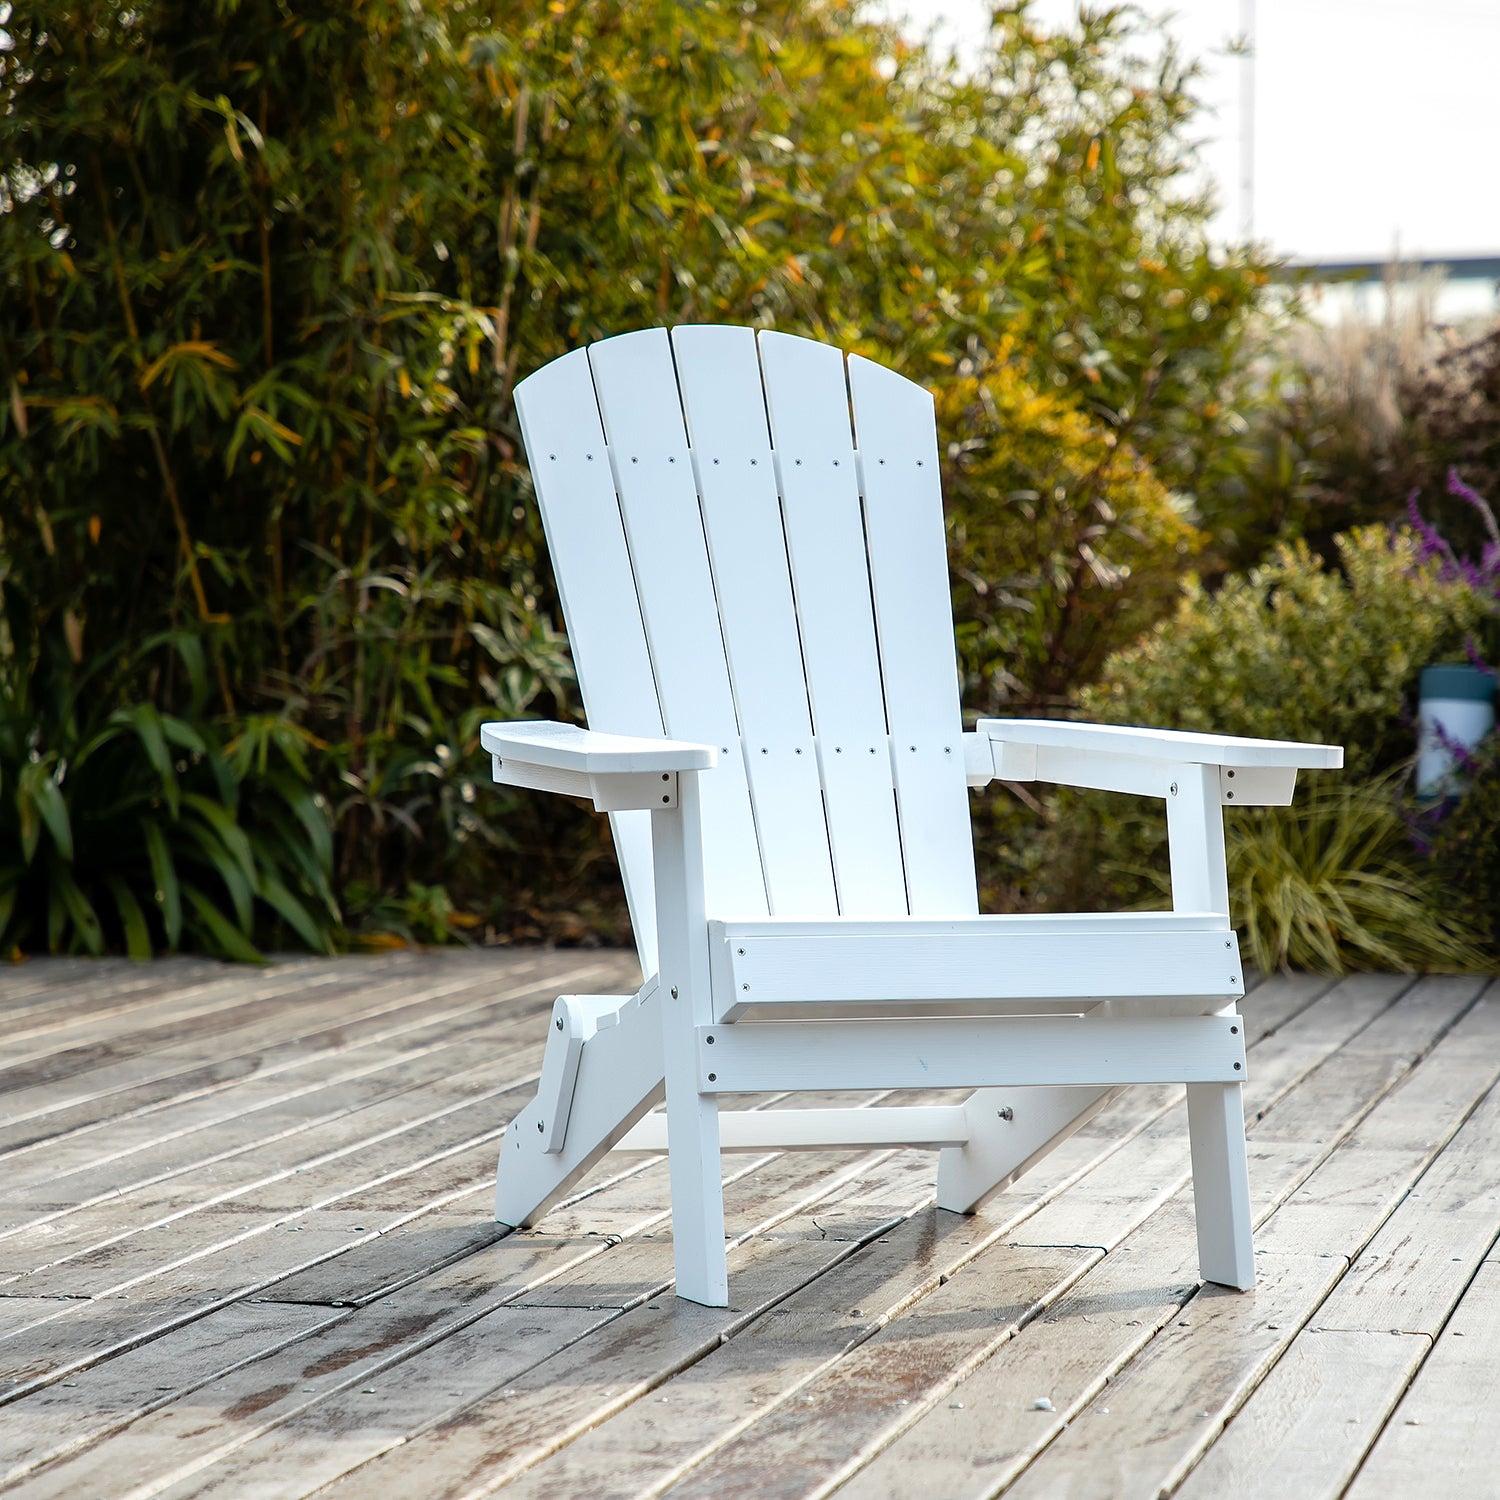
(587, 329, 767, 923)
(719, 918, 1241, 1008)
(758, 330, 907, 915)
(513, 348, 665, 969)
(981, 718, 1344, 770)
(696, 1015, 1247, 1092)
(670, 323, 838, 917)
(849, 352, 976, 916)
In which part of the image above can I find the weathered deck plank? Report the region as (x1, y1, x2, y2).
(0, 955, 1492, 1500)
(1345, 1258, 1500, 1499)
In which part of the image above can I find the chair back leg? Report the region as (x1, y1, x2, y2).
(936, 1085, 1116, 1214)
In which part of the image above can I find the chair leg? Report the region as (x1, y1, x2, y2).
(661, 1026, 727, 1306)
(495, 982, 663, 1228)
(651, 777, 728, 1308)
(1186, 1081, 1255, 1290)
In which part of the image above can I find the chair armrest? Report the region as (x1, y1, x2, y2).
(480, 720, 718, 774)
(973, 719, 1342, 805)
(481, 721, 717, 813)
(980, 720, 1342, 770)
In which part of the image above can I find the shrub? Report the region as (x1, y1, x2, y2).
(1210, 284, 1447, 571)
(1078, 526, 1483, 779)
(1402, 324, 1500, 533)
(1224, 779, 1486, 974)
(942, 362, 1205, 715)
(0, 636, 339, 959)
(1021, 525, 1486, 941)
(0, 0, 1285, 952)
(1427, 739, 1500, 957)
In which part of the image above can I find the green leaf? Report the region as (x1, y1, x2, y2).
(266, 774, 334, 872)
(182, 793, 256, 888)
(183, 887, 263, 964)
(160, 714, 208, 757)
(179, 820, 254, 931)
(18, 760, 71, 863)
(107, 876, 154, 960)
(0, 876, 19, 948)
(142, 819, 182, 948)
(258, 872, 334, 954)
(51, 866, 104, 955)
(111, 705, 178, 815)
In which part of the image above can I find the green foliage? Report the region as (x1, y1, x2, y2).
(1402, 327, 1500, 558)
(1220, 301, 1500, 578)
(0, 636, 339, 959)
(1079, 527, 1483, 779)
(941, 362, 1205, 714)
(1020, 525, 1492, 970)
(1428, 738, 1500, 956)
(0, 0, 1285, 953)
(1224, 779, 1486, 974)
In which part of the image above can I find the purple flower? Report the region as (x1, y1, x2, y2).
(1431, 716, 1483, 775)
(1447, 467, 1500, 548)
(1407, 473, 1500, 603)
(1464, 636, 1497, 677)
(1407, 488, 1460, 575)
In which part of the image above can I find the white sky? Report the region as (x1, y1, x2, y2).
(875, 0, 1499, 262)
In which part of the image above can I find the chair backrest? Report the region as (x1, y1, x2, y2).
(515, 326, 977, 971)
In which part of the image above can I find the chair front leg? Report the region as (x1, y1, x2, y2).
(651, 773, 728, 1307)
(1168, 762, 1256, 1290)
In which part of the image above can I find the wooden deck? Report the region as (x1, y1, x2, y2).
(0, 952, 1494, 1498)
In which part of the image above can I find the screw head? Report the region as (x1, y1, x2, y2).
(555, 1016, 564, 1030)
(1169, 782, 1178, 796)
(997, 1106, 1014, 1121)
(706, 1034, 715, 1045)
(670, 986, 679, 999)
(707, 1072, 717, 1083)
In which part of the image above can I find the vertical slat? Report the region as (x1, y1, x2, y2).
(757, 331, 907, 915)
(848, 354, 977, 915)
(513, 349, 661, 970)
(670, 324, 838, 916)
(586, 329, 768, 921)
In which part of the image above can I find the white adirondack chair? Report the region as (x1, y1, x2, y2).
(485, 326, 1342, 1307)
